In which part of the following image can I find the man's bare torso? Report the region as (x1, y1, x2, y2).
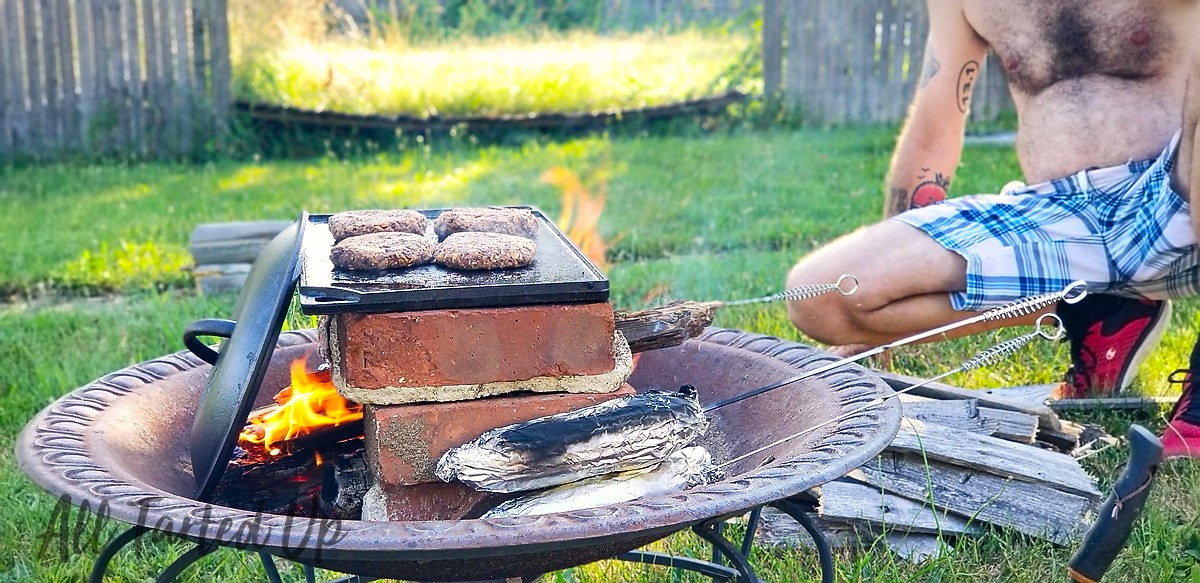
(962, 0, 1199, 183)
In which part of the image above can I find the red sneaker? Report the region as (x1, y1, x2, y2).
(1056, 296, 1171, 399)
(1162, 346, 1200, 460)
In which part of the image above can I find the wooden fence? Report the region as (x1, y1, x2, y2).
(0, 0, 231, 159)
(765, 0, 1013, 124)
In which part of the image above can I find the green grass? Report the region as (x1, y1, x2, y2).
(233, 29, 752, 117)
(2, 127, 1199, 581)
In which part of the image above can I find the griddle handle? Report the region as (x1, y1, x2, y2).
(183, 318, 237, 366)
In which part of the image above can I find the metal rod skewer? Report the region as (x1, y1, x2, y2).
(722, 274, 860, 306)
(702, 280, 1088, 413)
(718, 314, 1066, 469)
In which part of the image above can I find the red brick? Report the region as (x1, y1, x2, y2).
(330, 302, 616, 390)
(364, 384, 636, 486)
(365, 481, 492, 521)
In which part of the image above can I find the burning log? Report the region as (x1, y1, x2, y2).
(212, 357, 368, 518)
(214, 437, 365, 519)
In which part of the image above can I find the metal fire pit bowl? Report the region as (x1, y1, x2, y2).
(17, 327, 899, 581)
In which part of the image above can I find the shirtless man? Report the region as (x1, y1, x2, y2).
(785, 0, 1200, 457)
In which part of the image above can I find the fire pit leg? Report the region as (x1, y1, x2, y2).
(259, 553, 284, 583)
(89, 525, 148, 583)
(692, 520, 762, 582)
(771, 498, 834, 583)
(155, 541, 217, 583)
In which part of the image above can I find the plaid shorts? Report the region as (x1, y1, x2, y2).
(894, 132, 1199, 311)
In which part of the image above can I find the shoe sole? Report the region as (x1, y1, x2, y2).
(1118, 300, 1173, 393)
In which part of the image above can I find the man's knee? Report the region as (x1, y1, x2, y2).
(785, 263, 861, 344)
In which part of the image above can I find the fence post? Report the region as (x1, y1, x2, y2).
(762, 0, 782, 98)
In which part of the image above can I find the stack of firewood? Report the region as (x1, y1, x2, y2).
(757, 373, 1107, 561)
(188, 220, 292, 294)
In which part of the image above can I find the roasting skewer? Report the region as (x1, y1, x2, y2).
(719, 313, 1067, 469)
(702, 279, 1089, 413)
(720, 273, 860, 306)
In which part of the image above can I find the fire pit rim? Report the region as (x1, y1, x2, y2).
(15, 327, 900, 562)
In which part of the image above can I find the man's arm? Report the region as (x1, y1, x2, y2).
(1183, 49, 1200, 242)
(884, 0, 988, 218)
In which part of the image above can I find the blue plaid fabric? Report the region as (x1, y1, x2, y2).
(894, 132, 1198, 311)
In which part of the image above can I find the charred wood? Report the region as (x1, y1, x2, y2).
(212, 437, 365, 518)
(614, 300, 720, 353)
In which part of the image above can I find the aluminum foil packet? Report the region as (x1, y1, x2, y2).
(482, 446, 724, 518)
(436, 385, 709, 493)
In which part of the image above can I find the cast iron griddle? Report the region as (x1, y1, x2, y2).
(299, 206, 609, 314)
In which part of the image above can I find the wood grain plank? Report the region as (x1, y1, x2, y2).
(40, 0, 63, 150)
(977, 406, 1038, 443)
(208, 0, 230, 148)
(171, 0, 192, 154)
(859, 453, 1094, 545)
(0, 0, 13, 152)
(819, 477, 982, 536)
(889, 418, 1100, 497)
(140, 0, 159, 151)
(121, 0, 142, 153)
(156, 0, 175, 153)
(761, 0, 782, 97)
(875, 370, 1061, 430)
(56, 0, 77, 149)
(22, 0, 44, 152)
(74, 0, 97, 148)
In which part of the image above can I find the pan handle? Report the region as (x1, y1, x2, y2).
(183, 318, 237, 366)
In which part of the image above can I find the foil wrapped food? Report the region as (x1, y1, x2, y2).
(482, 446, 724, 518)
(436, 386, 708, 493)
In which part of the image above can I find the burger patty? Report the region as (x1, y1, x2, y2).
(434, 232, 538, 270)
(328, 209, 430, 242)
(433, 207, 539, 240)
(330, 232, 436, 271)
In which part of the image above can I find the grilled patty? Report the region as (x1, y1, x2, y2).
(330, 232, 435, 271)
(434, 232, 537, 270)
(433, 207, 539, 240)
(328, 209, 430, 242)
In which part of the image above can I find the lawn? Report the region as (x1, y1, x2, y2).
(233, 29, 753, 117)
(2, 127, 1199, 581)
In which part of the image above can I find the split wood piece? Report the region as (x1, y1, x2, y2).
(858, 453, 1094, 546)
(189, 220, 293, 264)
(817, 478, 982, 536)
(897, 397, 992, 437)
(755, 507, 950, 563)
(754, 507, 865, 550)
(613, 300, 721, 354)
(978, 407, 1039, 444)
(1038, 419, 1086, 453)
(1048, 396, 1179, 411)
(875, 370, 1061, 431)
(193, 262, 251, 295)
(979, 383, 1057, 405)
(888, 418, 1100, 499)
(897, 396, 1035, 443)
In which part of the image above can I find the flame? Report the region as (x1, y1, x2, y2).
(542, 166, 608, 270)
(239, 358, 363, 454)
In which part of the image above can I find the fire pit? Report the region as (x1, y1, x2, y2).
(17, 325, 898, 581)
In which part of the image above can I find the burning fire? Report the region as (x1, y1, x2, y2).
(239, 358, 363, 455)
(542, 166, 608, 270)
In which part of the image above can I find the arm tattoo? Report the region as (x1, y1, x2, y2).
(911, 173, 950, 208)
(887, 173, 950, 216)
(956, 61, 980, 113)
(919, 45, 940, 88)
(888, 187, 911, 217)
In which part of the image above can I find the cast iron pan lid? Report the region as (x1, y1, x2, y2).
(186, 213, 305, 501)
